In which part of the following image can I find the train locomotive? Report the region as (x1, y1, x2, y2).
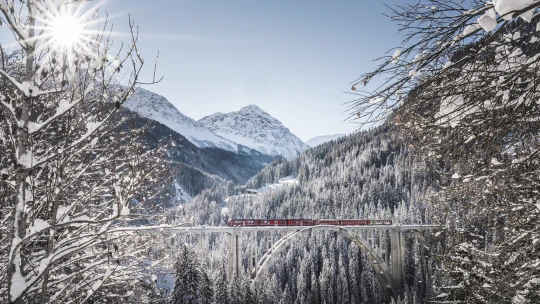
(227, 219, 392, 227)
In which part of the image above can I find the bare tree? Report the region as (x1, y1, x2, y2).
(351, 1, 540, 302)
(0, 1, 174, 302)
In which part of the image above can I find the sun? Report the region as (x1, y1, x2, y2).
(48, 12, 84, 49)
(49, 13, 83, 48)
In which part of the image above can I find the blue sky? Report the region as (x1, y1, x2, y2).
(11, 0, 405, 141)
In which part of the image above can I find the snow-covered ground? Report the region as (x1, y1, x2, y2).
(225, 176, 299, 203)
(257, 176, 299, 193)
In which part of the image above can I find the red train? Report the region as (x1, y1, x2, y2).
(227, 219, 392, 227)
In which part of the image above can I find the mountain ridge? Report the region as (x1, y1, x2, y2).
(124, 88, 239, 152)
(198, 104, 309, 159)
(125, 89, 308, 159)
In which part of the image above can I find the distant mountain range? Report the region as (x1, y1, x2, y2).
(124, 88, 238, 152)
(305, 134, 345, 147)
(125, 88, 308, 159)
(122, 88, 351, 201)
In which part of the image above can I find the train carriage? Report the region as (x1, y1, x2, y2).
(340, 219, 369, 226)
(316, 219, 340, 225)
(227, 219, 243, 227)
(259, 219, 287, 226)
(369, 219, 393, 225)
(286, 219, 314, 226)
(227, 219, 260, 227)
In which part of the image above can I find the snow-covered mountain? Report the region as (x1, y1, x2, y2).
(305, 134, 345, 147)
(199, 105, 309, 159)
(124, 88, 238, 151)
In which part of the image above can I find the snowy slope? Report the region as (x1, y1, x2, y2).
(305, 134, 345, 147)
(198, 105, 309, 159)
(124, 88, 238, 151)
(225, 176, 299, 203)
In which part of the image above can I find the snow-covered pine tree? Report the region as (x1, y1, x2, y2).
(0, 1, 170, 302)
(281, 283, 294, 304)
(213, 267, 229, 304)
(240, 276, 255, 304)
(228, 275, 241, 304)
(171, 244, 212, 304)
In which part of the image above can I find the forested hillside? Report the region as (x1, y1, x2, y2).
(173, 125, 440, 303)
(125, 113, 277, 199)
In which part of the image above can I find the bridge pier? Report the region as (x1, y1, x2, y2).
(249, 232, 257, 279)
(228, 229, 242, 281)
(390, 227, 404, 291)
(196, 226, 206, 262)
(266, 231, 271, 253)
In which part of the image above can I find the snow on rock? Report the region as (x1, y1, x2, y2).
(199, 105, 309, 159)
(125, 88, 238, 152)
(305, 134, 345, 147)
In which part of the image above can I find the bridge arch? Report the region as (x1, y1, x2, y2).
(250, 225, 401, 300)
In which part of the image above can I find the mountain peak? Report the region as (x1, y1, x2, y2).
(199, 105, 309, 159)
(241, 104, 261, 110)
(240, 104, 265, 113)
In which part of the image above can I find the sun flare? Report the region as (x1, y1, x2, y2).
(49, 14, 83, 48)
(48, 12, 84, 49)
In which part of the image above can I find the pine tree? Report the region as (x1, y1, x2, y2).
(213, 267, 229, 304)
(171, 245, 212, 304)
(228, 275, 241, 304)
(241, 277, 255, 304)
(281, 283, 294, 304)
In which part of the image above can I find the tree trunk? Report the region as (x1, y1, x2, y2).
(7, 1, 35, 301)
